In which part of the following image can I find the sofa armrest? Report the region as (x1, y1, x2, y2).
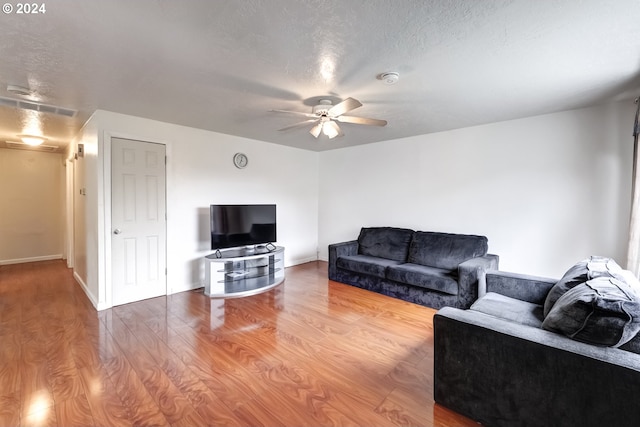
(485, 270, 556, 305)
(328, 240, 358, 280)
(456, 254, 499, 308)
(434, 307, 640, 427)
(435, 306, 640, 370)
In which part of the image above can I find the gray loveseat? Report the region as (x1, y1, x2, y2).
(434, 259, 640, 427)
(328, 227, 499, 309)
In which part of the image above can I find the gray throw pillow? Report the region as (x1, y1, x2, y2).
(543, 256, 624, 318)
(542, 277, 640, 347)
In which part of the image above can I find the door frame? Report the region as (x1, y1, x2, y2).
(65, 157, 74, 269)
(103, 131, 169, 309)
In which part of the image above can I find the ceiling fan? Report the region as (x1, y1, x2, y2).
(271, 97, 387, 139)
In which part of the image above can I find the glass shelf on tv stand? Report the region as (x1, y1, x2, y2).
(204, 245, 284, 298)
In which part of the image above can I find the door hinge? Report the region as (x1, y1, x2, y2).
(165, 267, 167, 275)
(165, 156, 167, 165)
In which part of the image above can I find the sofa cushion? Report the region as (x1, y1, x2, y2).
(336, 255, 402, 279)
(357, 227, 414, 262)
(542, 277, 640, 347)
(470, 292, 544, 328)
(408, 231, 488, 270)
(386, 263, 458, 295)
(543, 256, 625, 317)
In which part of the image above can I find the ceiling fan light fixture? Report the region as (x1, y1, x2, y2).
(310, 122, 323, 138)
(19, 134, 46, 146)
(313, 99, 333, 115)
(322, 122, 339, 139)
(273, 96, 385, 140)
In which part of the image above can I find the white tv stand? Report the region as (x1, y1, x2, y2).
(204, 246, 284, 298)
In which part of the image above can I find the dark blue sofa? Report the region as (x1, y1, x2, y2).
(328, 227, 499, 309)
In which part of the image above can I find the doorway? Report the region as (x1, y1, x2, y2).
(111, 137, 167, 306)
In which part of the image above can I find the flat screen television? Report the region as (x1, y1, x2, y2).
(210, 204, 276, 250)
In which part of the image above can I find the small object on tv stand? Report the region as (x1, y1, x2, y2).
(250, 243, 276, 253)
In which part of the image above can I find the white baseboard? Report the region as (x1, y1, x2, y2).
(287, 255, 319, 266)
(168, 282, 204, 295)
(0, 254, 63, 265)
(96, 301, 111, 311)
(73, 271, 106, 310)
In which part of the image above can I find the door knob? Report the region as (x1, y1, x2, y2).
(113, 229, 122, 235)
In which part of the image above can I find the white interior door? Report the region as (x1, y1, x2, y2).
(111, 137, 166, 306)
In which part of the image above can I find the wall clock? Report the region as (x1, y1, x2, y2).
(233, 152, 248, 169)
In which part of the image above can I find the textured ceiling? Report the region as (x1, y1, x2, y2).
(0, 0, 639, 152)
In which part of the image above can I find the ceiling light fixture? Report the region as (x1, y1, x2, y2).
(18, 134, 46, 146)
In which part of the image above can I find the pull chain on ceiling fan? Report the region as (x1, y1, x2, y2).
(271, 97, 387, 139)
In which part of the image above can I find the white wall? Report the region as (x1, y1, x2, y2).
(0, 148, 65, 264)
(318, 101, 634, 278)
(71, 116, 100, 306)
(72, 110, 318, 309)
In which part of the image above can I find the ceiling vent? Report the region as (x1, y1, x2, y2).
(0, 96, 77, 117)
(5, 141, 60, 152)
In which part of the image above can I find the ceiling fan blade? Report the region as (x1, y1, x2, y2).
(270, 109, 318, 119)
(309, 122, 323, 138)
(278, 119, 320, 131)
(328, 97, 362, 117)
(324, 120, 344, 139)
(335, 115, 387, 126)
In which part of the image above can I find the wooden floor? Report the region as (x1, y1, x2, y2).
(0, 259, 478, 427)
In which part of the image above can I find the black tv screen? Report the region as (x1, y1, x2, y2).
(210, 204, 276, 250)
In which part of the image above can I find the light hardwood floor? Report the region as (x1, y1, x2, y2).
(0, 259, 478, 427)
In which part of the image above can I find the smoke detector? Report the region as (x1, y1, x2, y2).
(378, 72, 400, 85)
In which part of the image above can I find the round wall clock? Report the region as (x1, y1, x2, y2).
(233, 152, 248, 169)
